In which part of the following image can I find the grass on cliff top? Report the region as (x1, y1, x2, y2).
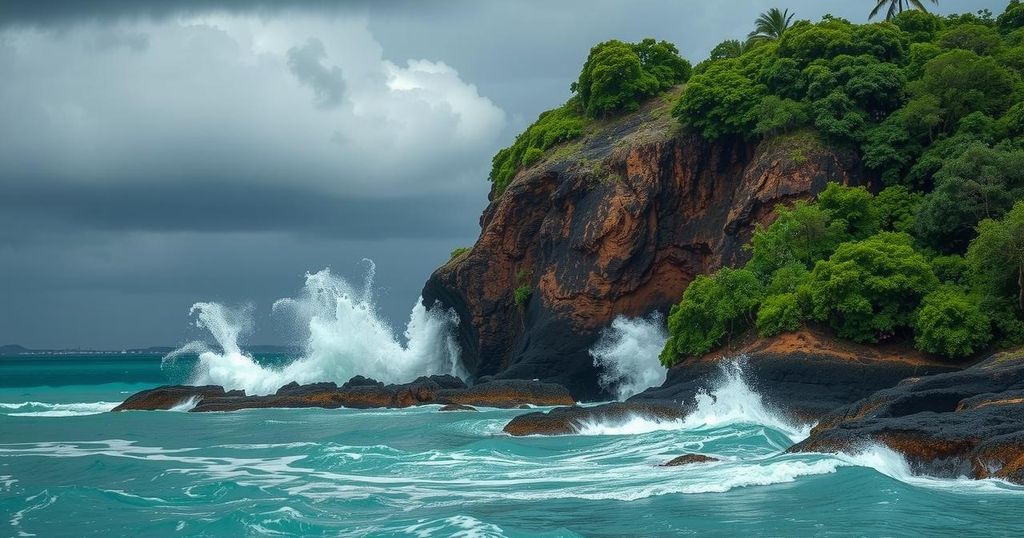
(490, 85, 685, 196)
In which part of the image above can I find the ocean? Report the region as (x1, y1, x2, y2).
(2, 353, 1024, 537)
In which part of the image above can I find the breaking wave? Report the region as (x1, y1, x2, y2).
(589, 313, 668, 400)
(0, 401, 118, 417)
(166, 261, 465, 395)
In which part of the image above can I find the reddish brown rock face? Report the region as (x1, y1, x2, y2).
(422, 102, 866, 399)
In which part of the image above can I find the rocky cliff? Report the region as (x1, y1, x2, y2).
(422, 93, 868, 400)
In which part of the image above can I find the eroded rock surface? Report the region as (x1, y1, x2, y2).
(662, 454, 719, 466)
(503, 401, 687, 436)
(500, 329, 964, 436)
(422, 92, 868, 400)
(789, 350, 1024, 484)
(113, 375, 574, 413)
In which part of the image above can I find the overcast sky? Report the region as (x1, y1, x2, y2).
(0, 0, 1007, 349)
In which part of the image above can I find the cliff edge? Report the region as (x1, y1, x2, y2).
(422, 90, 868, 399)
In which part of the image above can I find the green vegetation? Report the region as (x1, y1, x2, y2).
(449, 247, 471, 261)
(660, 2, 1024, 366)
(573, 39, 691, 118)
(488, 39, 690, 195)
(871, 1, 938, 21)
(490, 104, 586, 195)
(660, 268, 764, 361)
(514, 285, 533, 307)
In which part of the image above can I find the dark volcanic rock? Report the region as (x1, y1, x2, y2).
(437, 379, 573, 408)
(789, 350, 1024, 484)
(631, 329, 961, 422)
(421, 91, 868, 400)
(112, 385, 241, 411)
(502, 329, 965, 436)
(503, 401, 687, 436)
(341, 376, 384, 389)
(438, 404, 478, 412)
(662, 454, 719, 466)
(115, 375, 575, 413)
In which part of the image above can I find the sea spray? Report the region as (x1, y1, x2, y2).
(683, 359, 811, 442)
(169, 263, 465, 395)
(577, 359, 810, 441)
(589, 313, 668, 400)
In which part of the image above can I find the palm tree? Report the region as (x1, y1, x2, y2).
(748, 8, 795, 42)
(869, 0, 939, 21)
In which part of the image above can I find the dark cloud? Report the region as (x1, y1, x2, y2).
(0, 179, 482, 240)
(288, 38, 346, 109)
(0, 0, 1010, 348)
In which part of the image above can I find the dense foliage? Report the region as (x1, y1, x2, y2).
(489, 39, 690, 195)
(660, 3, 1024, 365)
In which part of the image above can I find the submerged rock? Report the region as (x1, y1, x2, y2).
(112, 385, 242, 411)
(789, 350, 1024, 484)
(661, 454, 719, 466)
(502, 401, 687, 436)
(113, 375, 574, 413)
(438, 404, 478, 412)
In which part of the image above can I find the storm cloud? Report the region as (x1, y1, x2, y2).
(0, 0, 1007, 348)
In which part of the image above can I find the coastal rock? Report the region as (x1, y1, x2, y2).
(436, 379, 573, 408)
(789, 350, 1024, 484)
(500, 328, 964, 436)
(114, 375, 575, 413)
(438, 404, 478, 412)
(421, 91, 868, 401)
(630, 328, 962, 422)
(503, 401, 687, 436)
(661, 454, 719, 466)
(111, 385, 242, 411)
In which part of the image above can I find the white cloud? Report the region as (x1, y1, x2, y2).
(0, 13, 506, 196)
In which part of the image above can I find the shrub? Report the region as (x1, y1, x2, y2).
(489, 104, 585, 194)
(914, 287, 992, 357)
(807, 232, 938, 342)
(573, 39, 690, 118)
(514, 285, 532, 307)
(660, 268, 764, 365)
(757, 293, 804, 337)
(449, 247, 470, 261)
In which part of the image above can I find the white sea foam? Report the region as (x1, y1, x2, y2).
(574, 360, 810, 441)
(168, 396, 199, 412)
(170, 261, 465, 395)
(835, 444, 1024, 494)
(682, 359, 811, 442)
(590, 313, 668, 400)
(0, 401, 118, 417)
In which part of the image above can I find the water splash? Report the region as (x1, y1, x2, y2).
(167, 262, 465, 395)
(576, 359, 809, 441)
(683, 359, 811, 442)
(589, 313, 668, 400)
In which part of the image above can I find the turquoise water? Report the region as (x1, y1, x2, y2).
(2, 355, 1024, 537)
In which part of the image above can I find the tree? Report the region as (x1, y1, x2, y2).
(572, 39, 691, 118)
(915, 144, 1024, 253)
(911, 50, 1015, 127)
(914, 286, 992, 357)
(673, 59, 765, 138)
(660, 268, 764, 365)
(746, 201, 846, 278)
(708, 39, 749, 61)
(967, 201, 1024, 313)
(749, 8, 796, 43)
(807, 232, 938, 342)
(816, 182, 880, 239)
(870, 0, 939, 21)
(757, 293, 804, 337)
(573, 40, 659, 117)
